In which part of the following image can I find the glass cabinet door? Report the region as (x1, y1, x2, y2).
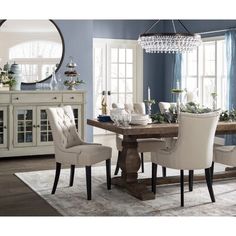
(37, 107, 53, 145)
(72, 105, 83, 137)
(0, 107, 7, 148)
(14, 107, 36, 147)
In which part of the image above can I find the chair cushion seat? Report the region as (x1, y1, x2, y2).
(214, 145, 236, 166)
(59, 145, 112, 166)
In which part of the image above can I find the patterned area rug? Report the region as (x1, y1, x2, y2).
(15, 164, 236, 216)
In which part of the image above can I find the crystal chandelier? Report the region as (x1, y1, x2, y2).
(138, 20, 202, 53)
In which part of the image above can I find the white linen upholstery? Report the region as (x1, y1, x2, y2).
(159, 102, 176, 114)
(116, 135, 165, 153)
(112, 102, 165, 174)
(124, 103, 146, 115)
(114, 102, 165, 151)
(214, 145, 236, 166)
(47, 106, 112, 166)
(151, 111, 220, 206)
(158, 102, 177, 148)
(151, 111, 220, 170)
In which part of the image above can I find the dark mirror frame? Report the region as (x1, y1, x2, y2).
(0, 19, 65, 85)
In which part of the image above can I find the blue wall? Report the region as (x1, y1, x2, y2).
(2, 19, 236, 141)
(93, 20, 165, 112)
(6, 19, 165, 142)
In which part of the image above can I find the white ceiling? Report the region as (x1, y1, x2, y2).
(0, 20, 58, 33)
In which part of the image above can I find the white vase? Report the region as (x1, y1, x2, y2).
(10, 63, 22, 91)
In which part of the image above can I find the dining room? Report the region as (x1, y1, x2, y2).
(1, 0, 236, 235)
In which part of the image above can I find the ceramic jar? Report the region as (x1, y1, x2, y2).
(10, 63, 22, 90)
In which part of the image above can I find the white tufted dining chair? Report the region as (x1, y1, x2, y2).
(158, 102, 223, 187)
(158, 102, 177, 114)
(47, 106, 112, 200)
(151, 111, 220, 207)
(112, 102, 167, 176)
(213, 145, 236, 176)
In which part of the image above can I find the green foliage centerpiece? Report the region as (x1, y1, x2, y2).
(0, 64, 17, 90)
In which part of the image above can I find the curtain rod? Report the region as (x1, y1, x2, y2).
(199, 27, 236, 35)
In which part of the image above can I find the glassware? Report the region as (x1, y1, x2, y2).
(56, 73, 64, 90)
(122, 113, 131, 127)
(50, 70, 58, 90)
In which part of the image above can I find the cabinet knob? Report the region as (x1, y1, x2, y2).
(33, 125, 36, 128)
(3, 126, 7, 129)
(53, 97, 57, 100)
(37, 125, 40, 128)
(71, 97, 74, 99)
(15, 97, 19, 100)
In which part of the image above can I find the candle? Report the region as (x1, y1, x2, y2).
(176, 81, 180, 89)
(148, 86, 151, 100)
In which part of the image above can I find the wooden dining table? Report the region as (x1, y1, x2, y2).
(87, 119, 236, 200)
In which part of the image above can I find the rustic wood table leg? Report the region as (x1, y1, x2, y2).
(111, 135, 155, 200)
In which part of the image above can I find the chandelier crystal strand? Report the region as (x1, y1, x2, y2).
(138, 33, 201, 53)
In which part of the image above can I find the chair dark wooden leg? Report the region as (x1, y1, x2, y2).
(114, 151, 121, 175)
(69, 165, 75, 187)
(162, 167, 166, 177)
(152, 163, 157, 194)
(211, 161, 214, 183)
(85, 166, 92, 200)
(51, 162, 61, 194)
(141, 153, 144, 173)
(106, 159, 111, 190)
(189, 170, 194, 192)
(180, 170, 184, 207)
(205, 168, 215, 202)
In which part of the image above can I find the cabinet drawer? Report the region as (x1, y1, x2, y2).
(0, 94, 10, 103)
(63, 93, 84, 103)
(12, 93, 62, 104)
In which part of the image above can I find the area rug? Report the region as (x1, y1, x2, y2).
(15, 164, 236, 216)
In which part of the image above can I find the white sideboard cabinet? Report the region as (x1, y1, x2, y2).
(0, 90, 86, 158)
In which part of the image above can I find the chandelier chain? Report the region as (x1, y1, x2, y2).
(144, 20, 161, 33)
(171, 20, 176, 33)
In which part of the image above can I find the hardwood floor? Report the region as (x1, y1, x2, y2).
(0, 155, 61, 216)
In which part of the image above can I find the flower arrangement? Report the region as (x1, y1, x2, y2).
(219, 109, 236, 122)
(64, 78, 84, 90)
(144, 99, 155, 104)
(151, 102, 214, 123)
(0, 68, 16, 89)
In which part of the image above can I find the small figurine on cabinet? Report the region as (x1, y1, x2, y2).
(100, 91, 107, 115)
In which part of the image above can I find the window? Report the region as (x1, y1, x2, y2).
(9, 40, 62, 83)
(93, 38, 143, 119)
(93, 38, 143, 135)
(181, 37, 227, 110)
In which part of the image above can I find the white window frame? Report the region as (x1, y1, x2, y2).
(182, 36, 226, 109)
(93, 38, 143, 117)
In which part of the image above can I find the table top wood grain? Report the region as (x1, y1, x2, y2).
(87, 119, 236, 138)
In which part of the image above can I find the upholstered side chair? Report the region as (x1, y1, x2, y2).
(158, 102, 177, 114)
(158, 102, 223, 189)
(213, 145, 236, 174)
(47, 106, 112, 200)
(112, 102, 167, 177)
(151, 111, 220, 207)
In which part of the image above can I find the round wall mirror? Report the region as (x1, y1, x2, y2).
(0, 20, 64, 84)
